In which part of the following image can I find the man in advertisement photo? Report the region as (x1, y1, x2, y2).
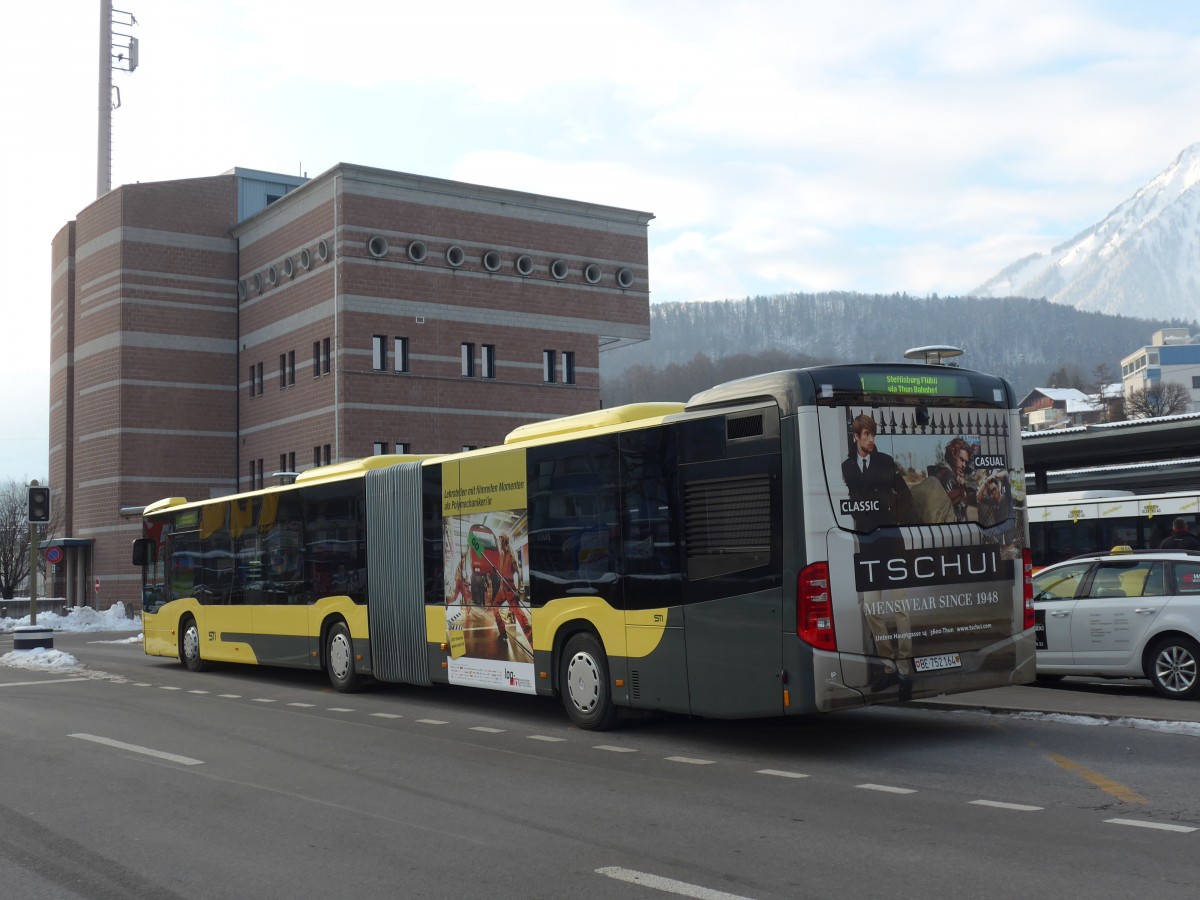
(840, 413, 913, 532)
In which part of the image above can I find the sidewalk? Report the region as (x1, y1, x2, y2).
(912, 678, 1200, 724)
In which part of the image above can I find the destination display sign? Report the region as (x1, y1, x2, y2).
(858, 372, 972, 397)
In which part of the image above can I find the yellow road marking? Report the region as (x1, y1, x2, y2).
(1048, 753, 1147, 805)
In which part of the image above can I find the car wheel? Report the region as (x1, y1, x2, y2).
(179, 616, 206, 672)
(326, 621, 361, 693)
(559, 633, 618, 730)
(1146, 635, 1200, 700)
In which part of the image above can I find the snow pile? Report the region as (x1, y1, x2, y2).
(0, 647, 85, 672)
(1, 601, 141, 635)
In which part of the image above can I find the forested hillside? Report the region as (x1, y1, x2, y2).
(600, 293, 1191, 404)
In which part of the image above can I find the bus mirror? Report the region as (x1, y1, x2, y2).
(132, 538, 157, 566)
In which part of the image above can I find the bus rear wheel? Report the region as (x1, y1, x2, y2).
(326, 621, 361, 693)
(560, 633, 617, 731)
(179, 616, 206, 672)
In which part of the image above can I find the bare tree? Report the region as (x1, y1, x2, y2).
(0, 479, 33, 599)
(1124, 381, 1193, 419)
(1089, 363, 1125, 422)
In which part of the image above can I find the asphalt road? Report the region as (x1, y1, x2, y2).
(1, 631, 1197, 899)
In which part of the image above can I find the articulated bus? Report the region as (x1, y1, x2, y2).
(1028, 489, 1200, 570)
(133, 356, 1035, 729)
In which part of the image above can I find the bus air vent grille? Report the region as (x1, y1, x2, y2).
(726, 414, 763, 441)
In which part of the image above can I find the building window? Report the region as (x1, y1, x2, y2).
(280, 453, 287, 473)
(323, 444, 332, 466)
(313, 341, 321, 378)
(395, 336, 410, 373)
(1193, 376, 1200, 389)
(287, 350, 296, 386)
(543, 349, 556, 383)
(462, 342, 475, 377)
(462, 445, 476, 452)
(313, 446, 321, 467)
(256, 363, 264, 396)
(249, 458, 264, 490)
(562, 350, 575, 385)
(323, 337, 331, 374)
(279, 354, 287, 389)
(373, 335, 387, 371)
(482, 344, 496, 379)
(373, 441, 387, 456)
(249, 365, 257, 398)
(395, 442, 410, 455)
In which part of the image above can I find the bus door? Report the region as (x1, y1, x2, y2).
(677, 410, 785, 719)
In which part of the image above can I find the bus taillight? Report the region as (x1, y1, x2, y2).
(798, 561, 837, 651)
(1022, 547, 1035, 631)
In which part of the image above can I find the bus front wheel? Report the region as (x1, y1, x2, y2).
(560, 633, 617, 731)
(326, 621, 361, 693)
(179, 617, 206, 672)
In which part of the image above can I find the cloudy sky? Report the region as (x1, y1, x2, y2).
(3, 0, 1199, 480)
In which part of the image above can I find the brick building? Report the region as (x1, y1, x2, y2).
(49, 164, 652, 611)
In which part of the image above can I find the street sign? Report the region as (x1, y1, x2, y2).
(94, 578, 101, 594)
(45, 546, 63, 565)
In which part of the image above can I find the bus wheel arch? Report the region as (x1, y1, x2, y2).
(557, 628, 618, 731)
(323, 617, 362, 693)
(179, 615, 206, 672)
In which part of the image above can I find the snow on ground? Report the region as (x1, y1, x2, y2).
(1, 601, 142, 674)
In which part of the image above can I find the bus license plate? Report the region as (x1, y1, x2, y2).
(914, 653, 961, 673)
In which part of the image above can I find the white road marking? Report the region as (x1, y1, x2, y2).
(857, 783, 916, 794)
(757, 769, 809, 779)
(665, 756, 715, 765)
(595, 745, 638, 753)
(0, 678, 88, 688)
(327, 707, 354, 713)
(1105, 818, 1198, 833)
(417, 718, 448, 725)
(159, 686, 182, 691)
(218, 694, 241, 699)
(469, 726, 504, 733)
(971, 800, 1043, 811)
(132, 683, 152, 687)
(288, 702, 315, 708)
(528, 735, 566, 742)
(187, 690, 209, 695)
(70, 733, 204, 766)
(596, 866, 755, 899)
(251, 698, 276, 703)
(371, 713, 403, 719)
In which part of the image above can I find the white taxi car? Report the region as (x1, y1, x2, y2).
(1032, 546, 1200, 699)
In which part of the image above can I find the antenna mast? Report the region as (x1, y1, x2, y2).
(97, 2, 139, 198)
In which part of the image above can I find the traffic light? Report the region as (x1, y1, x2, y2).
(27, 485, 51, 524)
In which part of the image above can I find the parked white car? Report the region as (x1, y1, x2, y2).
(1032, 547, 1200, 699)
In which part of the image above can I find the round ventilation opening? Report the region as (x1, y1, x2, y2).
(282, 257, 295, 279)
(446, 245, 465, 268)
(550, 259, 569, 280)
(299, 248, 312, 270)
(367, 235, 389, 258)
(317, 240, 330, 262)
(250, 273, 262, 293)
(238, 280, 248, 301)
(616, 267, 634, 289)
(408, 241, 428, 263)
(483, 250, 502, 272)
(515, 254, 534, 276)
(583, 263, 602, 284)
(266, 265, 278, 286)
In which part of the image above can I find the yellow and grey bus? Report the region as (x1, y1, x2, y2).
(133, 358, 1035, 729)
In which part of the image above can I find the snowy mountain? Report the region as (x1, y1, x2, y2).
(973, 143, 1200, 321)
